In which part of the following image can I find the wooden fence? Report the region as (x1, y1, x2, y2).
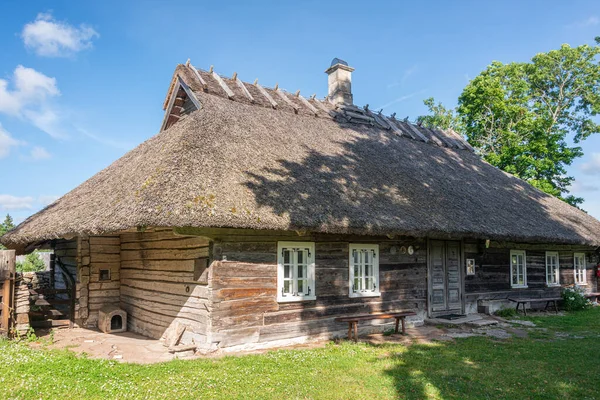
(0, 250, 16, 336)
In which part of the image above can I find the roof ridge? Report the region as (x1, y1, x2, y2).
(175, 61, 474, 152)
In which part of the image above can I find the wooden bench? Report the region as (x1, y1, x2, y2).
(584, 292, 600, 301)
(508, 297, 561, 316)
(334, 312, 417, 342)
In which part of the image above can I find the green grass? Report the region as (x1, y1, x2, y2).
(2, 309, 600, 399)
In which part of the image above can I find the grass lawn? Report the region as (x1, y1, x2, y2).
(1, 308, 599, 399)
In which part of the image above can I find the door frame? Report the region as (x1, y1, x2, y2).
(426, 239, 465, 317)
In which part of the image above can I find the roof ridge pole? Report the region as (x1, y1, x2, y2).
(378, 113, 404, 137)
(211, 70, 235, 99)
(188, 63, 208, 90)
(405, 122, 431, 143)
(253, 80, 278, 109)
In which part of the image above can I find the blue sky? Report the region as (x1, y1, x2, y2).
(0, 0, 599, 224)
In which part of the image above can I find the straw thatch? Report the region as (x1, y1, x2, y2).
(3, 64, 600, 247)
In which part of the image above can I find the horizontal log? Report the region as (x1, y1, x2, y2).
(120, 286, 209, 309)
(120, 268, 195, 283)
(121, 247, 209, 261)
(120, 295, 208, 325)
(89, 236, 120, 246)
(120, 278, 209, 299)
(121, 237, 209, 251)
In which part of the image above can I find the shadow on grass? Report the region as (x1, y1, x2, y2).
(375, 333, 596, 400)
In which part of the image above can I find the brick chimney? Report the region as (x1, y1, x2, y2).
(325, 58, 354, 105)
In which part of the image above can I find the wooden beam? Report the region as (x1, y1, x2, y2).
(378, 114, 404, 136)
(275, 89, 299, 112)
(178, 77, 201, 110)
(403, 122, 430, 143)
(211, 71, 235, 99)
(311, 98, 335, 117)
(296, 94, 318, 116)
(160, 80, 181, 131)
(234, 77, 254, 102)
(254, 81, 278, 108)
(438, 129, 464, 150)
(447, 129, 475, 152)
(427, 128, 455, 148)
(188, 64, 208, 90)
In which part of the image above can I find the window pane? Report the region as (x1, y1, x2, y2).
(354, 277, 361, 291)
(297, 279, 304, 294)
(297, 264, 303, 278)
(283, 250, 290, 264)
(297, 250, 304, 265)
(284, 265, 291, 278)
(284, 280, 291, 293)
(353, 250, 359, 265)
(354, 264, 360, 278)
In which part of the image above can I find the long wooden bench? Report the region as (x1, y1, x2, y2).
(508, 297, 561, 316)
(334, 311, 417, 342)
(584, 292, 600, 301)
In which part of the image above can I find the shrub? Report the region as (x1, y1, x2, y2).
(15, 251, 46, 273)
(495, 307, 518, 318)
(561, 286, 593, 311)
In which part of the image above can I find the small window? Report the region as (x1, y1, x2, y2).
(466, 259, 476, 276)
(349, 244, 380, 297)
(545, 251, 560, 286)
(510, 250, 527, 288)
(99, 269, 111, 281)
(277, 242, 316, 302)
(574, 253, 587, 285)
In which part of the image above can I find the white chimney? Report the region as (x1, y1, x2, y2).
(325, 58, 354, 105)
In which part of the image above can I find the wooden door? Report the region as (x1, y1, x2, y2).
(428, 241, 463, 316)
(0, 250, 16, 336)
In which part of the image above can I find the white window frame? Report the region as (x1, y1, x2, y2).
(348, 244, 380, 298)
(510, 250, 527, 288)
(545, 251, 560, 287)
(277, 242, 316, 302)
(574, 252, 587, 285)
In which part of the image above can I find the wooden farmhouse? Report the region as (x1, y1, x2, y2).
(3, 58, 600, 351)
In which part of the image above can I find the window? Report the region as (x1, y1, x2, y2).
(574, 253, 587, 285)
(545, 251, 560, 286)
(277, 242, 316, 302)
(466, 259, 476, 276)
(349, 244, 380, 297)
(99, 269, 111, 281)
(510, 250, 527, 288)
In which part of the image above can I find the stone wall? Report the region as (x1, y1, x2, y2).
(14, 271, 52, 335)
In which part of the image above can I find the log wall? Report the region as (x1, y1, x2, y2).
(464, 240, 598, 313)
(118, 230, 211, 344)
(208, 233, 427, 350)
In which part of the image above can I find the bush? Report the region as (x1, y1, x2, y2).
(561, 287, 593, 311)
(495, 307, 518, 318)
(15, 251, 46, 273)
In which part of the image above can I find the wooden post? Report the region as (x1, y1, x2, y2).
(0, 250, 16, 336)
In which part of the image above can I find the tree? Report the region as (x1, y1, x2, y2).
(416, 97, 460, 131)
(0, 214, 15, 250)
(418, 42, 600, 207)
(16, 251, 46, 273)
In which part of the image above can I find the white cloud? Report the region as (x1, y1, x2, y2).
(0, 65, 65, 138)
(29, 146, 51, 160)
(0, 124, 22, 159)
(580, 153, 600, 175)
(0, 195, 35, 210)
(22, 12, 99, 57)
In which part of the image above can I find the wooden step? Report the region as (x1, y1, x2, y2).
(30, 319, 71, 329)
(29, 309, 67, 319)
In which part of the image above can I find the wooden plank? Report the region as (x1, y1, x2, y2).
(427, 128, 455, 148)
(211, 71, 235, 99)
(254, 82, 278, 108)
(234, 77, 254, 102)
(178, 77, 202, 109)
(378, 114, 404, 136)
(402, 122, 430, 143)
(275, 89, 299, 112)
(296, 94, 318, 116)
(447, 129, 475, 152)
(188, 64, 208, 89)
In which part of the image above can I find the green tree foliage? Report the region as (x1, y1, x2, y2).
(15, 251, 46, 273)
(418, 42, 600, 207)
(0, 214, 15, 250)
(416, 97, 460, 131)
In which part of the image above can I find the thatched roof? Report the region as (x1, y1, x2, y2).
(3, 63, 600, 247)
